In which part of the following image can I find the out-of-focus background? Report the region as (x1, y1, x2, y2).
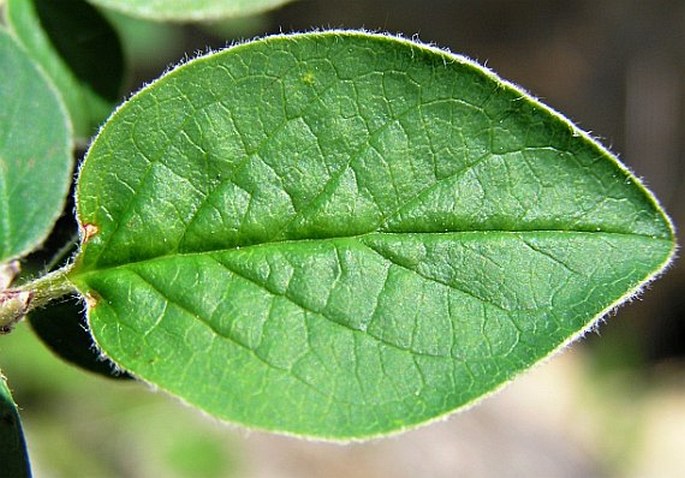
(1, 0, 684, 476)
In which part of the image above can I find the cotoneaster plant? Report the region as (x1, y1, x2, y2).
(0, 1, 676, 476)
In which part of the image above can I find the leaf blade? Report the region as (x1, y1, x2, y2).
(0, 28, 72, 263)
(70, 32, 675, 439)
(7, 0, 125, 139)
(73, 231, 671, 437)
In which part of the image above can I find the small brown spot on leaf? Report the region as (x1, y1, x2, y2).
(85, 292, 99, 309)
(82, 223, 99, 243)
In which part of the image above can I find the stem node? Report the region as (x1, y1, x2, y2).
(0, 290, 32, 334)
(0, 264, 77, 334)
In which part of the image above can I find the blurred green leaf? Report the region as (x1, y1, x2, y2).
(0, 372, 31, 478)
(6, 0, 125, 139)
(199, 14, 271, 40)
(103, 10, 181, 68)
(87, 0, 294, 22)
(0, 28, 72, 263)
(69, 31, 674, 439)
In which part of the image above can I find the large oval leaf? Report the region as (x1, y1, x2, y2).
(86, 0, 294, 22)
(0, 28, 72, 263)
(0, 372, 31, 477)
(6, 0, 125, 139)
(69, 32, 675, 439)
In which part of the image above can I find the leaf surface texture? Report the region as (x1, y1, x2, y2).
(71, 32, 675, 439)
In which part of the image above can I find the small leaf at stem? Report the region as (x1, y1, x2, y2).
(28, 296, 132, 379)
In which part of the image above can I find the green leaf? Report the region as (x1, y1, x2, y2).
(0, 372, 32, 477)
(0, 28, 72, 263)
(102, 10, 182, 68)
(69, 31, 675, 439)
(86, 0, 294, 22)
(6, 0, 125, 139)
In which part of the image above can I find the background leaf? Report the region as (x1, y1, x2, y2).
(28, 297, 132, 380)
(0, 28, 72, 263)
(70, 32, 675, 439)
(6, 0, 125, 139)
(86, 0, 294, 22)
(0, 372, 31, 478)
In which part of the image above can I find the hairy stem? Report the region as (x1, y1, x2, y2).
(0, 264, 77, 334)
